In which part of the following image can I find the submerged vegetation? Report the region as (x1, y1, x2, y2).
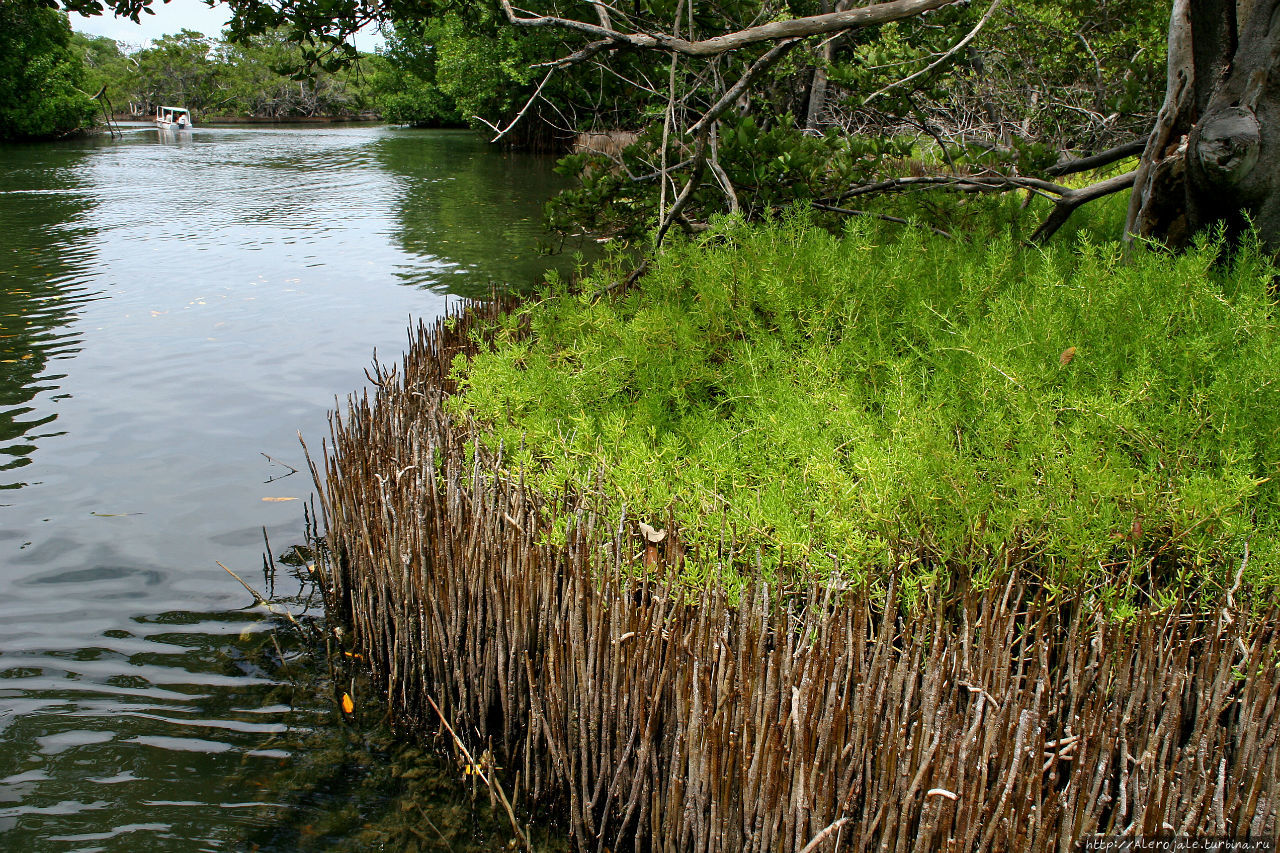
(229, 546, 563, 851)
(452, 209, 1280, 604)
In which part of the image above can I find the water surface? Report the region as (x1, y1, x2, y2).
(0, 124, 580, 850)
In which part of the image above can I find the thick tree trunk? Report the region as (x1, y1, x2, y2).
(804, 0, 836, 133)
(1127, 0, 1280, 251)
(805, 63, 830, 132)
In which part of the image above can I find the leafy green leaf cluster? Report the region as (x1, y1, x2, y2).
(452, 211, 1280, 603)
(365, 20, 461, 126)
(0, 3, 97, 141)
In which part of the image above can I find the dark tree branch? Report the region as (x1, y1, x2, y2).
(1029, 170, 1137, 242)
(1046, 139, 1146, 176)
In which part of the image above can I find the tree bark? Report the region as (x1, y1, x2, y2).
(1128, 0, 1280, 251)
(804, 0, 835, 132)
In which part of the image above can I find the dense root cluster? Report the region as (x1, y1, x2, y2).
(311, 300, 1280, 851)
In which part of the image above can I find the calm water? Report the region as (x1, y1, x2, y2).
(0, 124, 581, 850)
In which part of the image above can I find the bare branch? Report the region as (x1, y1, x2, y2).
(689, 38, 802, 136)
(500, 0, 962, 57)
(840, 173, 1070, 201)
(533, 38, 616, 69)
(476, 67, 557, 143)
(1030, 169, 1135, 243)
(708, 122, 740, 215)
(1046, 139, 1145, 177)
(864, 0, 1005, 105)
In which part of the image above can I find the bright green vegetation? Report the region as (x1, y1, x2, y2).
(1, 3, 96, 141)
(452, 211, 1280, 603)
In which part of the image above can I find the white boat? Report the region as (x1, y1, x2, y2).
(155, 106, 192, 131)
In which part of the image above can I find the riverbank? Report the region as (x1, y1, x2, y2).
(311, 217, 1280, 850)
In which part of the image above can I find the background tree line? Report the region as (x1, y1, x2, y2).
(1, 0, 477, 139)
(71, 28, 382, 121)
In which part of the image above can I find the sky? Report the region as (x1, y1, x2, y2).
(70, 0, 384, 51)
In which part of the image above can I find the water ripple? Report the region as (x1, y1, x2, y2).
(0, 124, 579, 850)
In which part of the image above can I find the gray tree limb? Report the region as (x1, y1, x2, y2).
(499, 0, 961, 57)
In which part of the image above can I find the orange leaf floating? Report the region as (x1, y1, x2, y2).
(341, 693, 354, 714)
(261, 497, 299, 502)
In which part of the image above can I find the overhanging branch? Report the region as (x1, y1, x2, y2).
(500, 0, 961, 57)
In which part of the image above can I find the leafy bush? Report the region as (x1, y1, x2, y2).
(0, 3, 96, 141)
(451, 213, 1280, 603)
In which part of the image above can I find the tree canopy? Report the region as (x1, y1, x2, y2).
(2, 1, 97, 141)
(66, 28, 384, 120)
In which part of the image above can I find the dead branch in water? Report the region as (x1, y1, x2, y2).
(426, 693, 534, 853)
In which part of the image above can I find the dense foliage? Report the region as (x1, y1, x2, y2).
(452, 206, 1280, 602)
(542, 0, 1171, 238)
(0, 2, 97, 141)
(365, 20, 460, 126)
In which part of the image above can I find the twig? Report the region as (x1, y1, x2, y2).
(217, 561, 303, 630)
(864, 0, 1005, 104)
(707, 122, 740, 215)
(812, 202, 953, 238)
(261, 452, 299, 474)
(425, 693, 533, 852)
(476, 68, 557, 143)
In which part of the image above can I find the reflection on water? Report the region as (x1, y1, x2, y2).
(0, 124, 575, 849)
(375, 130, 588, 295)
(0, 145, 98, 491)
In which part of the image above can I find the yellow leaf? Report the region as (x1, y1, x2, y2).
(261, 496, 299, 502)
(341, 693, 354, 714)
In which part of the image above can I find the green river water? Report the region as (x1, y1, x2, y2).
(0, 124, 584, 851)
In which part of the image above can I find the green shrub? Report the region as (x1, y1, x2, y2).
(451, 212, 1280, 603)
